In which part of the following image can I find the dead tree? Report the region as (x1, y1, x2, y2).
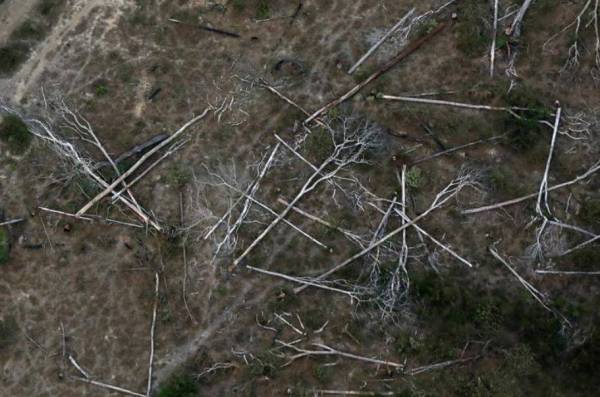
(294, 169, 478, 295)
(0, 103, 161, 230)
(542, 0, 600, 74)
(233, 114, 384, 267)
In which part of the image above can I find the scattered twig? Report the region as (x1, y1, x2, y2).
(394, 209, 474, 267)
(489, 246, 552, 313)
(38, 207, 94, 221)
(72, 376, 146, 397)
(490, 0, 499, 77)
(559, 234, 600, 256)
(0, 218, 25, 226)
(276, 340, 405, 369)
(261, 82, 327, 128)
(180, 193, 196, 324)
(315, 390, 396, 396)
(380, 95, 525, 118)
(410, 134, 507, 165)
(146, 272, 159, 397)
(536, 270, 600, 276)
(536, 104, 562, 217)
(68, 355, 91, 379)
(246, 265, 359, 300)
(406, 355, 479, 375)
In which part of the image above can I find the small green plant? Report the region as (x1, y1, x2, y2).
(416, 18, 439, 37)
(0, 114, 32, 154)
(167, 164, 192, 188)
(406, 166, 424, 188)
(0, 229, 9, 264)
(256, 0, 270, 19)
(94, 83, 109, 96)
(157, 373, 198, 397)
(313, 364, 332, 384)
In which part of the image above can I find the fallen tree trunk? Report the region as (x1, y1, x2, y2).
(94, 134, 169, 170)
(304, 22, 448, 124)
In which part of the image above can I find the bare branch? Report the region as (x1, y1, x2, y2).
(536, 270, 600, 276)
(463, 161, 600, 214)
(0, 218, 25, 226)
(509, 0, 535, 37)
(296, 172, 475, 293)
(490, 0, 499, 77)
(380, 95, 525, 118)
(304, 22, 447, 124)
(146, 273, 159, 397)
(348, 8, 416, 74)
(276, 339, 405, 369)
(489, 246, 552, 313)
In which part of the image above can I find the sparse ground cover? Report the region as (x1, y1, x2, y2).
(0, 0, 600, 396)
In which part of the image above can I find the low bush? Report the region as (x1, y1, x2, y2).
(0, 228, 9, 264)
(11, 20, 44, 41)
(256, 0, 270, 19)
(0, 114, 32, 154)
(231, 0, 245, 12)
(503, 87, 551, 153)
(455, 0, 489, 56)
(0, 44, 29, 76)
(157, 373, 198, 397)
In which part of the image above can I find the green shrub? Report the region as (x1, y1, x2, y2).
(564, 248, 600, 272)
(411, 270, 566, 363)
(566, 326, 600, 391)
(38, 0, 63, 17)
(166, 164, 192, 188)
(313, 364, 332, 384)
(488, 166, 526, 200)
(157, 373, 198, 397)
(406, 166, 424, 189)
(503, 87, 551, 153)
(256, 0, 270, 19)
(231, 0, 245, 11)
(579, 199, 600, 228)
(94, 83, 109, 96)
(0, 43, 29, 75)
(0, 229, 9, 264)
(11, 20, 44, 41)
(456, 1, 489, 56)
(0, 114, 32, 154)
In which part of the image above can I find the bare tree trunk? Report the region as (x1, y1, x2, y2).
(77, 109, 211, 218)
(304, 22, 447, 124)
